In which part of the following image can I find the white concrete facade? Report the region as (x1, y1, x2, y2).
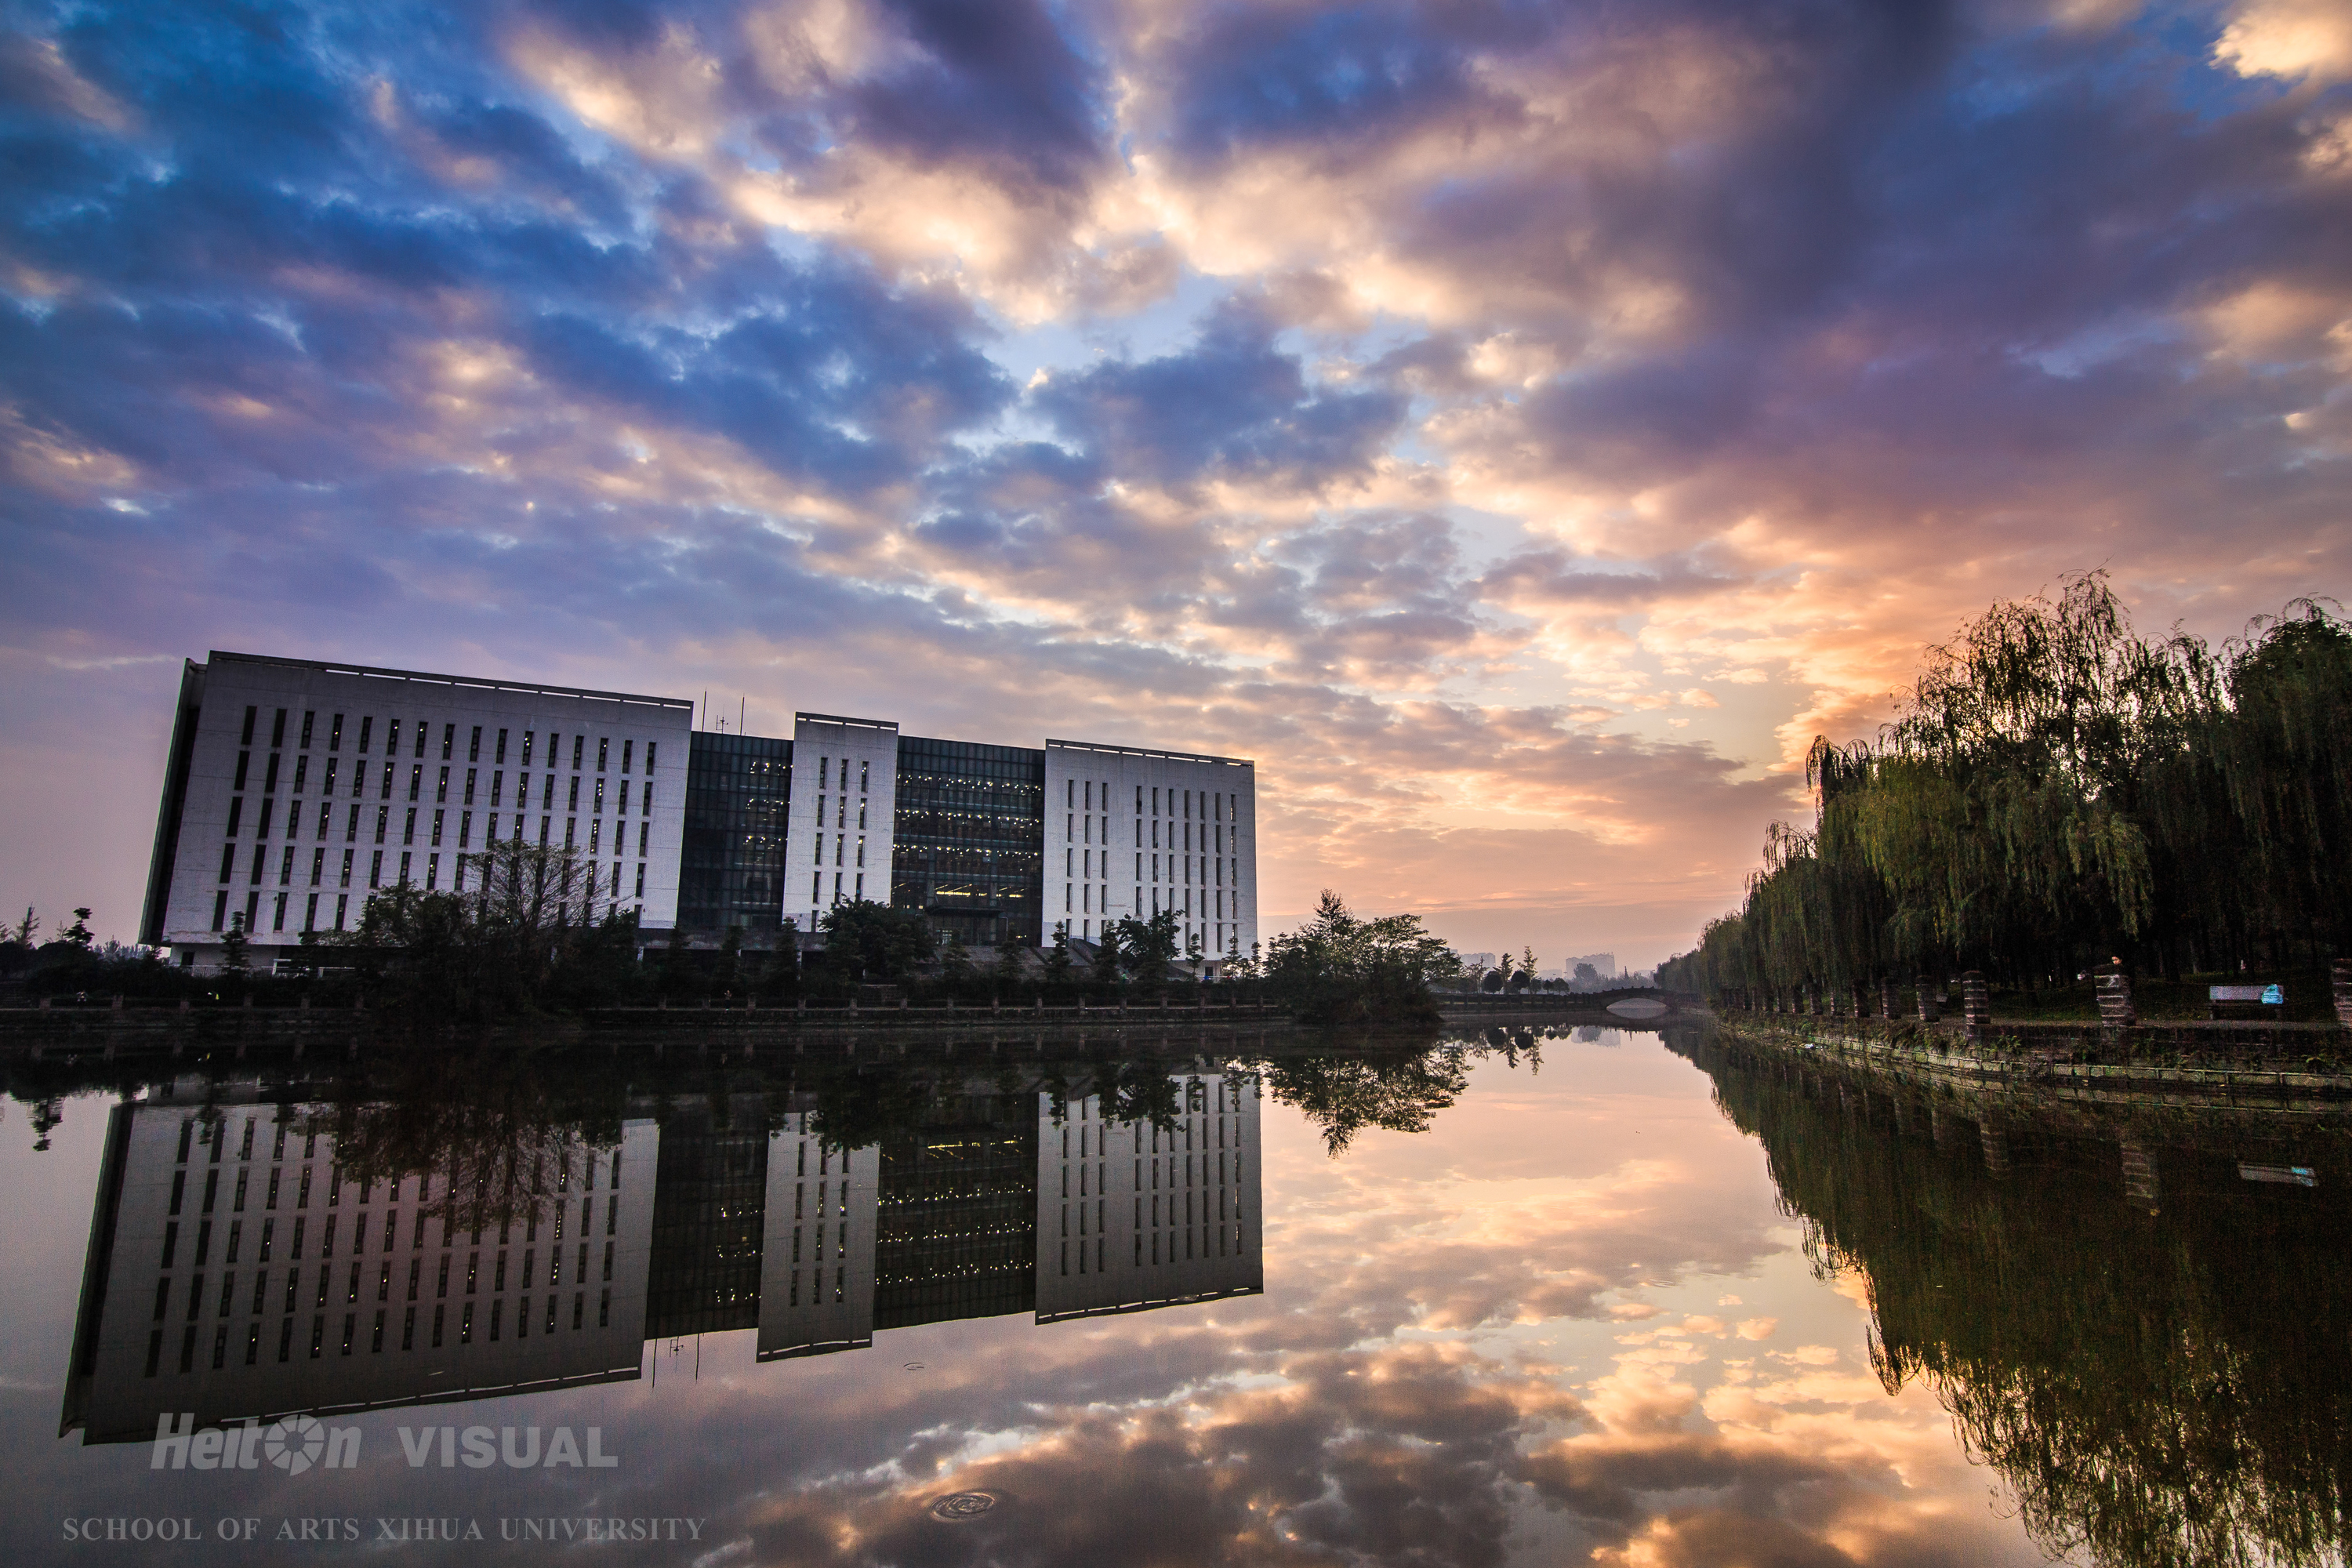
(1035, 1072, 1261, 1323)
(143, 652, 692, 966)
(779, 713, 900, 934)
(755, 1112, 880, 1362)
(63, 1087, 659, 1445)
(1043, 740, 1258, 967)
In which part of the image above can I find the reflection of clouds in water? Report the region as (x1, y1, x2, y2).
(2, 1040, 2049, 1566)
(583, 1045, 2042, 1566)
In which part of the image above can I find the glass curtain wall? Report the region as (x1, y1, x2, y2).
(891, 736, 1044, 946)
(643, 1100, 769, 1338)
(679, 732, 792, 932)
(873, 1095, 1039, 1330)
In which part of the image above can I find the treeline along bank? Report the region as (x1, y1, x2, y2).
(1661, 575, 2349, 1011)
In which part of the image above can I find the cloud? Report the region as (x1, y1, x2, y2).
(2215, 0, 2352, 82)
(1033, 298, 1407, 489)
(0, 0, 2347, 965)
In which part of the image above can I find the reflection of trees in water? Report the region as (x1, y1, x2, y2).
(1256, 1033, 1470, 1155)
(1682, 1033, 2352, 1568)
(6, 1025, 1566, 1167)
(307, 1051, 629, 1235)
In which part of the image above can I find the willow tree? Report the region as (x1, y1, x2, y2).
(1661, 577, 2349, 999)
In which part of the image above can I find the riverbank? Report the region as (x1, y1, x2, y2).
(1711, 1011, 2352, 1109)
(0, 986, 1695, 1048)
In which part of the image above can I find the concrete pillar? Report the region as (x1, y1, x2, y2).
(1958, 971, 1990, 1042)
(1916, 980, 1940, 1025)
(1979, 1120, 2009, 1178)
(2334, 958, 2351, 1029)
(1881, 982, 1900, 1021)
(2122, 1134, 2158, 1212)
(2096, 963, 2135, 1029)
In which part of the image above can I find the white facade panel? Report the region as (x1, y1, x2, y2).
(1044, 741, 1258, 967)
(1035, 1072, 1261, 1323)
(151, 652, 691, 965)
(63, 1090, 659, 1445)
(756, 1114, 880, 1361)
(780, 713, 900, 933)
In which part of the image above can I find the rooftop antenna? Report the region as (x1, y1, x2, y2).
(701, 690, 708, 731)
(739, 695, 746, 735)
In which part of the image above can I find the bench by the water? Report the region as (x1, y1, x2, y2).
(2209, 983, 2285, 1020)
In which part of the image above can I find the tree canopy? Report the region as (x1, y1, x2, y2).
(1263, 890, 1458, 1026)
(1661, 578, 2350, 998)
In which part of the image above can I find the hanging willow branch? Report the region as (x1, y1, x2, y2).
(1661, 576, 2350, 997)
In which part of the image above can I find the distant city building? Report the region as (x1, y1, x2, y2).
(142, 653, 1258, 971)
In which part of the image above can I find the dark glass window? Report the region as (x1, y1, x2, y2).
(873, 1094, 1040, 1330)
(642, 1104, 771, 1338)
(677, 731, 793, 933)
(887, 735, 1046, 948)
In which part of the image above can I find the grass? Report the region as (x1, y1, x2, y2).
(1986, 967, 2336, 1025)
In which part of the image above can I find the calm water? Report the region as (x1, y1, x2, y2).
(5, 1025, 2345, 1566)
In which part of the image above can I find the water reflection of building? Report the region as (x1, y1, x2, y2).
(1036, 1073, 1261, 1323)
(877, 1093, 1042, 1330)
(757, 1073, 1259, 1356)
(61, 1085, 659, 1445)
(64, 1069, 1263, 1442)
(643, 1098, 768, 1338)
(757, 1112, 880, 1362)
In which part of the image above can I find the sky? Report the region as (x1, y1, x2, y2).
(2, 0, 2348, 967)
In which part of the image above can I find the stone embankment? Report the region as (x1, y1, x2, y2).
(1711, 1011, 2352, 1110)
(1709, 960, 2352, 1107)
